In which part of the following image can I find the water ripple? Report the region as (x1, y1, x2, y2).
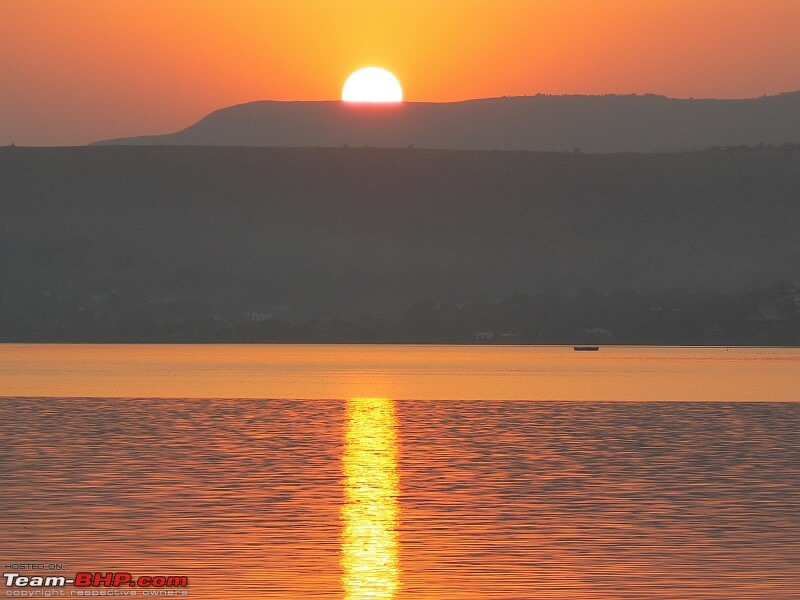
(1, 399, 798, 598)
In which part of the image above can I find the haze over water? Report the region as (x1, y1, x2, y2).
(2, 345, 799, 598)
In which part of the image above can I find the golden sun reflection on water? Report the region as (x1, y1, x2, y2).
(342, 398, 401, 599)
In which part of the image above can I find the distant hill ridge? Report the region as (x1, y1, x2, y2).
(93, 92, 800, 152)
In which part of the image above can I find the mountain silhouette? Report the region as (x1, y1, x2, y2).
(93, 92, 800, 152)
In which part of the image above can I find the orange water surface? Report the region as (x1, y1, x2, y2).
(1, 345, 799, 598)
(0, 344, 798, 400)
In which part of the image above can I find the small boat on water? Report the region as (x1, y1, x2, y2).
(574, 346, 600, 351)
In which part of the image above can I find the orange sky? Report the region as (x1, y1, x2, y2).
(2, 0, 799, 146)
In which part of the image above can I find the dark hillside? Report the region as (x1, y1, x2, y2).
(2, 146, 799, 341)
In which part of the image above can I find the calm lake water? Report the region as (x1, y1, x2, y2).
(1, 345, 799, 599)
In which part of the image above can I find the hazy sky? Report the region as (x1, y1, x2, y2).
(3, 0, 800, 146)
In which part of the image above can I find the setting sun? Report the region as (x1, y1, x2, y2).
(342, 67, 403, 103)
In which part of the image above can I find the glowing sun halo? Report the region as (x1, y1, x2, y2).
(342, 67, 403, 103)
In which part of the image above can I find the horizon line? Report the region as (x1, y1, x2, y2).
(229, 89, 800, 106)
